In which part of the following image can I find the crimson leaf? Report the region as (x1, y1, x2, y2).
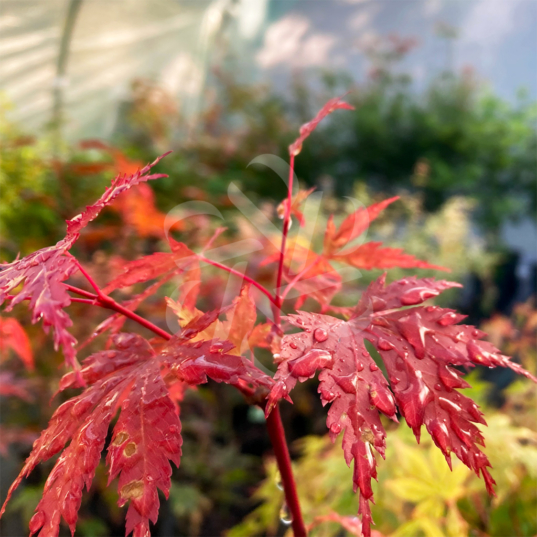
(266, 274, 536, 537)
(0, 155, 168, 370)
(1, 307, 272, 536)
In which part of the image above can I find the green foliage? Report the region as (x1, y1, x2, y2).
(0, 104, 60, 255)
(295, 71, 537, 232)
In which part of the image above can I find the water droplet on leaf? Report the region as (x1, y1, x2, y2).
(377, 338, 394, 351)
(313, 328, 328, 342)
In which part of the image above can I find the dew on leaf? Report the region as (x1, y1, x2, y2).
(377, 338, 394, 351)
(330, 422, 342, 435)
(313, 328, 328, 342)
(437, 312, 458, 326)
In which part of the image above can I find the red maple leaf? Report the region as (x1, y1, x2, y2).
(1, 306, 272, 536)
(266, 274, 536, 537)
(103, 238, 199, 294)
(0, 154, 168, 370)
(323, 196, 447, 271)
(288, 96, 355, 157)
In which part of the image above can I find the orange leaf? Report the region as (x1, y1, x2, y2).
(333, 241, 449, 271)
(324, 196, 400, 255)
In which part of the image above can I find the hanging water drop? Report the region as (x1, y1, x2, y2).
(279, 502, 293, 525)
(370, 363, 379, 372)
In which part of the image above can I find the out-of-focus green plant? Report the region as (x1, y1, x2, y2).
(0, 100, 60, 255)
(230, 374, 537, 537)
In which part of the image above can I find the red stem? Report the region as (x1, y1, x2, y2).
(70, 297, 101, 306)
(71, 259, 102, 295)
(199, 255, 279, 307)
(280, 256, 321, 301)
(266, 404, 307, 537)
(65, 284, 98, 299)
(275, 154, 295, 313)
(69, 264, 174, 342)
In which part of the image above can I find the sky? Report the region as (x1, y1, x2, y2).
(252, 0, 537, 101)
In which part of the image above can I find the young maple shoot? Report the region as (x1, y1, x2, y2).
(0, 96, 535, 537)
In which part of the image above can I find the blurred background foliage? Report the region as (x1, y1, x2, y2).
(1, 24, 536, 537)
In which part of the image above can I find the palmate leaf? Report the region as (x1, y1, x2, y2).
(323, 196, 447, 271)
(262, 241, 342, 310)
(1, 307, 273, 537)
(103, 238, 198, 294)
(269, 195, 447, 311)
(266, 274, 536, 537)
(0, 154, 169, 370)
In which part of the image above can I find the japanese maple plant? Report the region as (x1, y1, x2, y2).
(1, 97, 535, 537)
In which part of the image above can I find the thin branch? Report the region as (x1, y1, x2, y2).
(275, 154, 295, 314)
(280, 256, 322, 301)
(72, 259, 103, 296)
(70, 297, 101, 306)
(199, 255, 279, 307)
(65, 284, 98, 300)
(201, 226, 227, 253)
(266, 404, 307, 537)
(70, 260, 173, 341)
